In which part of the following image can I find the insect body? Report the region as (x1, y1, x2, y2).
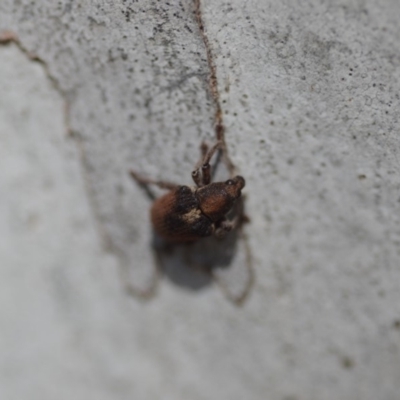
(130, 141, 245, 243)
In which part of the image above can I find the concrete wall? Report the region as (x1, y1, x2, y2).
(1, 1, 400, 399)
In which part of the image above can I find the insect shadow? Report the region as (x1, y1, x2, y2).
(129, 141, 254, 305)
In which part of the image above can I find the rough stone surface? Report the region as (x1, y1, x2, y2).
(1, 1, 400, 399)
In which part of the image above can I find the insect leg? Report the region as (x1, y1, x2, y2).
(191, 142, 209, 186)
(191, 141, 222, 187)
(211, 227, 255, 306)
(191, 169, 203, 186)
(130, 170, 178, 190)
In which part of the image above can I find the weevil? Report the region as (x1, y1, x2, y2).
(130, 141, 245, 243)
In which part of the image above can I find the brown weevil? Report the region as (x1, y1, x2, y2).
(129, 140, 253, 304)
(130, 141, 245, 243)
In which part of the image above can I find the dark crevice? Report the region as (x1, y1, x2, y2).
(0, 30, 111, 257)
(194, 0, 236, 176)
(0, 30, 72, 137)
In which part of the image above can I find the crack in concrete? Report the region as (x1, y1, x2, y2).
(193, 2, 254, 304)
(0, 30, 72, 138)
(0, 30, 111, 262)
(194, 0, 236, 176)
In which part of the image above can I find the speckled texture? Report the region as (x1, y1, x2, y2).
(1, 1, 400, 399)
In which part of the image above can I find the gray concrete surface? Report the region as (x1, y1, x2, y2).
(1, 1, 400, 399)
